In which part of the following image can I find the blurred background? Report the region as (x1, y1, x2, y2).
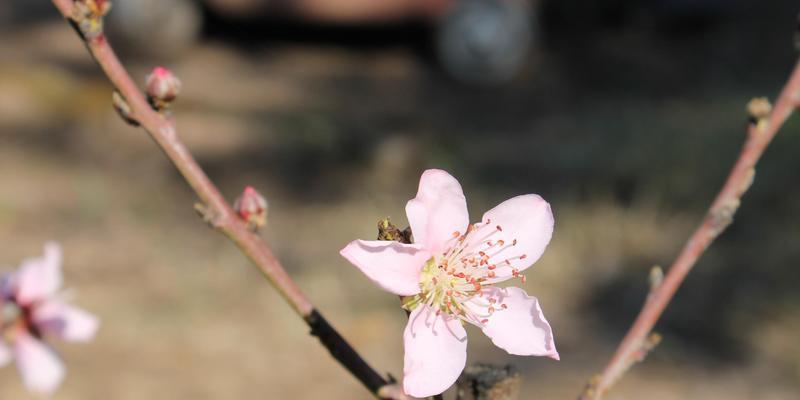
(1, 0, 800, 398)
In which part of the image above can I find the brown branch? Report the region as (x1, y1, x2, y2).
(579, 60, 800, 400)
(49, 0, 392, 397)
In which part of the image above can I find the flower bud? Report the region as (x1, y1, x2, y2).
(145, 66, 181, 109)
(233, 186, 268, 231)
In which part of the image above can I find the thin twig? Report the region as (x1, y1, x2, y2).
(579, 60, 800, 400)
(48, 0, 393, 397)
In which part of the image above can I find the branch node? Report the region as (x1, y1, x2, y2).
(708, 198, 740, 238)
(70, 0, 111, 41)
(111, 90, 139, 126)
(194, 203, 225, 229)
(455, 364, 521, 400)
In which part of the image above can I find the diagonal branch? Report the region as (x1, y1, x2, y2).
(48, 0, 393, 397)
(579, 60, 800, 400)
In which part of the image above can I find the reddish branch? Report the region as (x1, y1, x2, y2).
(49, 0, 392, 397)
(580, 60, 800, 400)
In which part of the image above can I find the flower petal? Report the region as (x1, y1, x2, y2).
(33, 300, 100, 343)
(13, 332, 65, 395)
(340, 240, 429, 296)
(15, 242, 63, 305)
(405, 169, 469, 252)
(476, 286, 558, 359)
(0, 341, 11, 367)
(478, 194, 553, 279)
(403, 304, 467, 397)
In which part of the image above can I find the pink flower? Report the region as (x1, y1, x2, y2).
(0, 242, 99, 395)
(340, 169, 558, 397)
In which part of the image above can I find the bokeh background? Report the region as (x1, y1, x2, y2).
(1, 0, 800, 398)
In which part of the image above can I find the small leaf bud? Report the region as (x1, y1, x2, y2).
(111, 90, 139, 126)
(746, 97, 772, 123)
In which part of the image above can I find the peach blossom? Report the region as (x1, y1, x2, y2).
(341, 169, 558, 397)
(0, 242, 99, 395)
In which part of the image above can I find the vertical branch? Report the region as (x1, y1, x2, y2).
(48, 0, 394, 397)
(579, 60, 800, 400)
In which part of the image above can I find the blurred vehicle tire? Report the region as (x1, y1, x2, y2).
(436, 0, 534, 86)
(106, 0, 203, 57)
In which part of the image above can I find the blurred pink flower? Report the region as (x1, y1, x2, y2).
(0, 242, 99, 395)
(341, 169, 558, 397)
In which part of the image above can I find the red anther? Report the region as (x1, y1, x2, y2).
(481, 319, 489, 324)
(432, 277, 438, 284)
(488, 306, 495, 313)
(520, 254, 528, 260)
(487, 264, 496, 270)
(496, 225, 503, 231)
(497, 240, 505, 246)
(488, 298, 496, 303)
(512, 239, 517, 246)
(478, 251, 486, 257)
(473, 282, 482, 291)
(501, 304, 508, 309)
(467, 224, 475, 233)
(452, 231, 460, 238)
(488, 271, 496, 278)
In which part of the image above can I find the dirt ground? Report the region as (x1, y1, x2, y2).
(1, 1, 800, 399)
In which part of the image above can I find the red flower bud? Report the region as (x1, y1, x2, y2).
(145, 66, 181, 109)
(233, 186, 268, 231)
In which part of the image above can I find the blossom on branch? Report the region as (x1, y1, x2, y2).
(0, 242, 99, 395)
(340, 169, 558, 397)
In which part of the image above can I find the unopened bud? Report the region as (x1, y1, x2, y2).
(747, 97, 772, 122)
(145, 66, 181, 110)
(233, 186, 268, 231)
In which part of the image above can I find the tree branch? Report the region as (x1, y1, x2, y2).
(579, 59, 800, 400)
(49, 0, 392, 397)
